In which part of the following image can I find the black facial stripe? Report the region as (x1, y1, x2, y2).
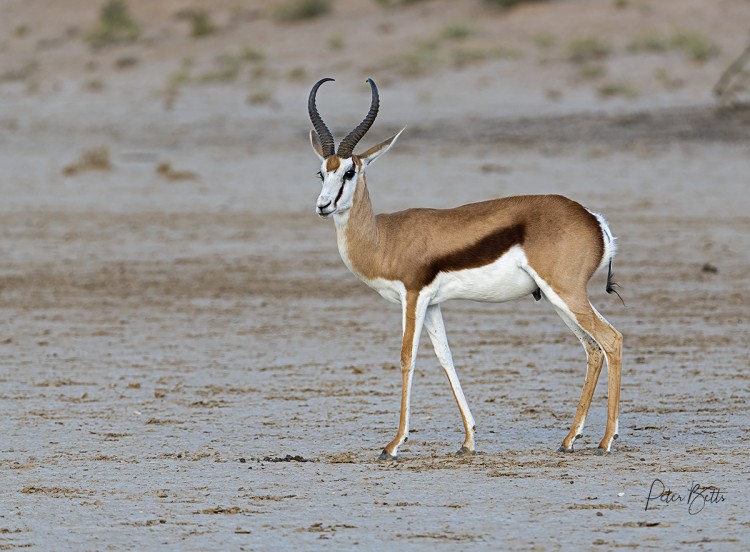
(333, 163, 355, 207)
(333, 181, 345, 207)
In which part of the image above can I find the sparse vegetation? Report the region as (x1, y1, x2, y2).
(83, 77, 105, 92)
(198, 55, 242, 83)
(567, 37, 610, 63)
(196, 47, 265, 83)
(0, 59, 39, 83)
(578, 62, 606, 80)
(247, 88, 276, 106)
(115, 56, 138, 69)
(451, 46, 522, 68)
(328, 33, 345, 51)
(627, 30, 720, 62)
(238, 47, 264, 63)
(440, 24, 476, 41)
(272, 0, 331, 22)
(654, 67, 684, 91)
(167, 58, 193, 87)
(62, 146, 112, 176)
(250, 64, 272, 80)
(85, 0, 140, 49)
(163, 58, 193, 109)
(161, 46, 267, 108)
(174, 8, 217, 38)
(484, 0, 549, 7)
(597, 81, 638, 99)
(669, 30, 719, 62)
(627, 33, 670, 54)
(25, 80, 40, 95)
(188, 10, 216, 38)
(396, 39, 441, 76)
(374, 0, 432, 7)
(288, 66, 307, 80)
(545, 88, 562, 101)
(532, 32, 556, 50)
(156, 162, 198, 181)
(168, 51, 263, 86)
(384, 26, 521, 77)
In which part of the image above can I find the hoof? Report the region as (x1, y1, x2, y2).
(456, 446, 475, 456)
(594, 448, 611, 456)
(378, 450, 397, 461)
(558, 445, 575, 453)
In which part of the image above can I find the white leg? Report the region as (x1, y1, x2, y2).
(424, 304, 476, 454)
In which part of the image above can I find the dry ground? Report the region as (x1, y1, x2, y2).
(1, 0, 749, 550)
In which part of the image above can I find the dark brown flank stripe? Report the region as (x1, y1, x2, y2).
(412, 223, 526, 289)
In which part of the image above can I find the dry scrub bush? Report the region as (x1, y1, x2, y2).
(85, 0, 140, 49)
(62, 146, 112, 176)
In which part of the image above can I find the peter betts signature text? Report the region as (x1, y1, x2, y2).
(645, 478, 726, 514)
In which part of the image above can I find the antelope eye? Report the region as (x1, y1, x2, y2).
(316, 171, 323, 180)
(344, 168, 356, 180)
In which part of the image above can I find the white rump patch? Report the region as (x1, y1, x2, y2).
(587, 210, 617, 271)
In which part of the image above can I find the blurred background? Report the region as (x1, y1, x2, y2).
(2, 0, 749, 159)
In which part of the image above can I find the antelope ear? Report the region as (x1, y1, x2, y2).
(310, 129, 325, 161)
(358, 127, 406, 167)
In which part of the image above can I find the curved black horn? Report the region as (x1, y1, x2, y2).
(308, 78, 336, 157)
(337, 78, 379, 159)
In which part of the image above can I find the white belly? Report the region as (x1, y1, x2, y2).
(430, 245, 536, 304)
(340, 235, 535, 306)
(364, 277, 405, 304)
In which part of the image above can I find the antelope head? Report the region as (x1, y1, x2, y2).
(308, 78, 404, 218)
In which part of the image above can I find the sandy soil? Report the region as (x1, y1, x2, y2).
(1, 0, 750, 549)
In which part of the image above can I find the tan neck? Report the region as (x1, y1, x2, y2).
(334, 175, 380, 279)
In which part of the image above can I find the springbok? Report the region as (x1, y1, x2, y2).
(308, 78, 623, 459)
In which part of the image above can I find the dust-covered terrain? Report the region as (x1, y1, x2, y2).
(1, 0, 749, 549)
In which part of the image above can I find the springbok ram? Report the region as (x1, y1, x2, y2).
(308, 78, 623, 459)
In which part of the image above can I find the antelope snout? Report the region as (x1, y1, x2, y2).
(317, 199, 334, 217)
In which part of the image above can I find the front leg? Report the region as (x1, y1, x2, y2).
(380, 290, 429, 460)
(424, 304, 476, 455)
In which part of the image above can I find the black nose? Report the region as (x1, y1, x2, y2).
(318, 200, 331, 210)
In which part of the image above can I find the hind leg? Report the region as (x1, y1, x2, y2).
(554, 311, 606, 453)
(554, 295, 622, 454)
(526, 271, 622, 454)
(585, 306, 622, 453)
